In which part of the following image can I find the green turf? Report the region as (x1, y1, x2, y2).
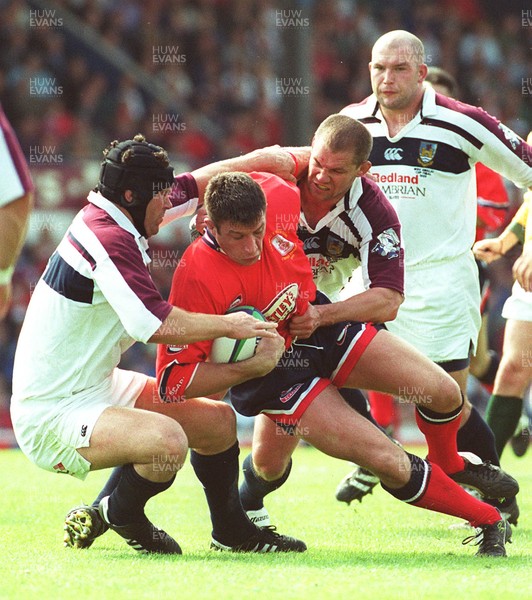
(0, 445, 530, 600)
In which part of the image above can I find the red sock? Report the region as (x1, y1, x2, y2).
(368, 391, 396, 429)
(415, 404, 465, 474)
(412, 462, 501, 528)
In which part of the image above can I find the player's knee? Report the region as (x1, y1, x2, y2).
(501, 355, 528, 377)
(252, 451, 289, 481)
(204, 402, 237, 452)
(499, 355, 527, 383)
(156, 418, 189, 465)
(429, 374, 462, 412)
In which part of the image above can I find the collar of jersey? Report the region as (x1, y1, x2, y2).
(202, 227, 224, 253)
(87, 191, 150, 258)
(299, 178, 363, 233)
(87, 190, 145, 241)
(367, 85, 438, 123)
(344, 177, 363, 210)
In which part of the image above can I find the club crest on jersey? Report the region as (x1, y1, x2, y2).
(271, 232, 296, 257)
(371, 228, 400, 259)
(417, 141, 437, 166)
(263, 283, 299, 323)
(326, 235, 345, 257)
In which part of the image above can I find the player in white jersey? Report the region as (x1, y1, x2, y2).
(338, 30, 532, 518)
(11, 134, 302, 556)
(0, 104, 33, 319)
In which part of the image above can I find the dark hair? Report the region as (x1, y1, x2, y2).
(204, 172, 266, 228)
(313, 114, 373, 165)
(425, 67, 458, 97)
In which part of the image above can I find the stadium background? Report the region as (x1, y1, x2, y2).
(1, 0, 531, 446)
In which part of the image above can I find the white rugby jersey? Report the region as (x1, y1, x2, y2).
(341, 86, 532, 268)
(12, 189, 181, 402)
(298, 176, 404, 301)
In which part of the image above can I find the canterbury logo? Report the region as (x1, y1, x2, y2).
(384, 148, 403, 161)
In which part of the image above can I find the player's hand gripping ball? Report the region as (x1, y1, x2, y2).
(210, 306, 266, 363)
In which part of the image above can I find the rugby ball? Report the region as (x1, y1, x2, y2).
(210, 306, 266, 363)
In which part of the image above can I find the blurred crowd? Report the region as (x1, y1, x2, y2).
(1, 0, 531, 162)
(0, 0, 530, 440)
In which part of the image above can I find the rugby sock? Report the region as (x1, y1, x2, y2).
(382, 453, 501, 527)
(239, 453, 292, 511)
(92, 466, 123, 507)
(106, 463, 175, 525)
(457, 406, 500, 466)
(190, 443, 256, 545)
(368, 390, 397, 430)
(415, 400, 465, 474)
(485, 395, 523, 458)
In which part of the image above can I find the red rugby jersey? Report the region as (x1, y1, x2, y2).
(156, 172, 317, 400)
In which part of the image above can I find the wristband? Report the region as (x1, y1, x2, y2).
(0, 264, 15, 286)
(287, 151, 299, 177)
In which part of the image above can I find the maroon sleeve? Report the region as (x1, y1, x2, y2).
(361, 178, 404, 295)
(0, 103, 34, 197)
(169, 172, 199, 207)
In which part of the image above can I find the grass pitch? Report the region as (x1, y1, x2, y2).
(0, 445, 530, 600)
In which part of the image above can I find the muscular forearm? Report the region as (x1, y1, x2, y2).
(495, 230, 520, 256)
(183, 360, 264, 398)
(191, 146, 298, 201)
(282, 146, 311, 178)
(318, 287, 403, 325)
(149, 309, 229, 344)
(149, 306, 277, 345)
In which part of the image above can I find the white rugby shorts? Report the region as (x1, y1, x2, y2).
(386, 253, 481, 363)
(10, 369, 149, 480)
(502, 281, 532, 322)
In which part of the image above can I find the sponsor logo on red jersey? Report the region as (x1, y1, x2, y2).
(263, 283, 299, 323)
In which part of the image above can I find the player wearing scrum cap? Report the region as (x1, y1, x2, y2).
(11, 134, 306, 555)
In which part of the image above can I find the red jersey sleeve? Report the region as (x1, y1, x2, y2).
(475, 163, 510, 240)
